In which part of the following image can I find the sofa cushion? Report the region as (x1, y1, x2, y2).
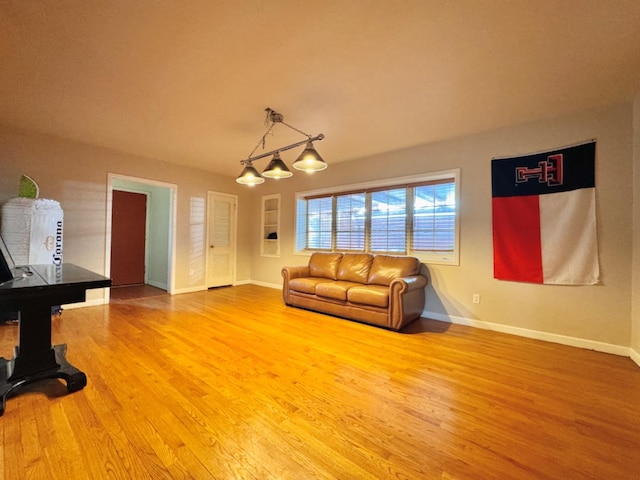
(316, 281, 361, 301)
(347, 284, 390, 308)
(309, 253, 343, 280)
(337, 254, 373, 284)
(289, 277, 333, 294)
(368, 255, 421, 286)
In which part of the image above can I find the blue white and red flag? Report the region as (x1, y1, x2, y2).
(491, 141, 598, 284)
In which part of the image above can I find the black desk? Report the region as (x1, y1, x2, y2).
(0, 264, 111, 415)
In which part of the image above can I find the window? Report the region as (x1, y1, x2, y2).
(295, 169, 460, 265)
(306, 196, 333, 250)
(371, 188, 406, 252)
(336, 193, 365, 250)
(412, 181, 457, 254)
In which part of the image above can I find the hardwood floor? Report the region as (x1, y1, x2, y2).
(109, 284, 168, 302)
(1, 284, 639, 479)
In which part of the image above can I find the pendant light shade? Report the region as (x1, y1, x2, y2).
(262, 152, 293, 179)
(236, 162, 265, 186)
(292, 141, 327, 172)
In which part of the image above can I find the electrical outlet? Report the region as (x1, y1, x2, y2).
(472, 294, 481, 304)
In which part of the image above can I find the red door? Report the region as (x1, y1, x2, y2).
(110, 190, 147, 286)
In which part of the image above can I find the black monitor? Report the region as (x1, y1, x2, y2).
(0, 235, 15, 283)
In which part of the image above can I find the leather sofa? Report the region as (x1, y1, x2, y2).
(281, 252, 427, 331)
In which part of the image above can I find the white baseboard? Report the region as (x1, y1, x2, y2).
(631, 348, 640, 367)
(249, 280, 281, 290)
(423, 310, 631, 358)
(172, 285, 207, 295)
(63, 297, 108, 309)
(147, 279, 167, 290)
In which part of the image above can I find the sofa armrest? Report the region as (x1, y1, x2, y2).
(388, 275, 428, 330)
(281, 265, 310, 304)
(389, 275, 428, 293)
(282, 265, 310, 281)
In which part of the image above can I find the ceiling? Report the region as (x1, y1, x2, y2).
(1, 1, 640, 176)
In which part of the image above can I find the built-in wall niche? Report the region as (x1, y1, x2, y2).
(261, 194, 280, 257)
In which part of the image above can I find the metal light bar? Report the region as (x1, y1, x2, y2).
(240, 133, 325, 165)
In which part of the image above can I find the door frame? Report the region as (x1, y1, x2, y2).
(206, 191, 238, 287)
(106, 173, 178, 299)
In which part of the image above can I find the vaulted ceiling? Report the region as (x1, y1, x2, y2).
(1, 1, 640, 176)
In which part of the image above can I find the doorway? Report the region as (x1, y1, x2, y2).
(206, 192, 237, 288)
(107, 174, 177, 301)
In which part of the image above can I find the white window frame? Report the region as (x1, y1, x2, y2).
(295, 168, 460, 265)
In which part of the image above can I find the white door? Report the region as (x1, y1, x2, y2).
(206, 192, 237, 287)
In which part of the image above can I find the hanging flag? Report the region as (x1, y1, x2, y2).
(491, 141, 598, 285)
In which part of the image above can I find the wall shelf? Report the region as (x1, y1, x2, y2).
(261, 194, 280, 257)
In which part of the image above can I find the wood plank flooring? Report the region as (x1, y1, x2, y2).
(1, 284, 639, 479)
(109, 284, 168, 302)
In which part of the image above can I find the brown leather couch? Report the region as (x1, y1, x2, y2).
(281, 252, 427, 331)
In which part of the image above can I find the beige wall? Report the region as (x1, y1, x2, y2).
(1, 101, 637, 356)
(0, 125, 253, 301)
(632, 95, 640, 364)
(248, 103, 635, 351)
